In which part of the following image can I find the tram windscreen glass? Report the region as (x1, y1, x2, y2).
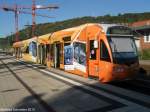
(108, 36, 138, 64)
(107, 26, 132, 35)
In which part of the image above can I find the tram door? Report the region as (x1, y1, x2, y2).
(38, 45, 41, 63)
(42, 45, 46, 65)
(46, 44, 50, 62)
(98, 40, 111, 81)
(88, 40, 99, 77)
(54, 43, 60, 68)
(38, 44, 46, 64)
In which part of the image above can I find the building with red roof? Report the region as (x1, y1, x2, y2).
(131, 20, 150, 50)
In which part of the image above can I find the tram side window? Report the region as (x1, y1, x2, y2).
(100, 40, 111, 62)
(32, 42, 37, 57)
(46, 44, 50, 54)
(46, 44, 50, 58)
(50, 44, 54, 61)
(26, 46, 29, 53)
(60, 43, 63, 64)
(90, 40, 96, 60)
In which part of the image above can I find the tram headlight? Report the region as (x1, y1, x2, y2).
(113, 66, 124, 73)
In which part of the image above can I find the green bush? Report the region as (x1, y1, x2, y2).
(139, 49, 150, 60)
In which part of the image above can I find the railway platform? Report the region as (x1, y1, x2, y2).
(0, 53, 150, 112)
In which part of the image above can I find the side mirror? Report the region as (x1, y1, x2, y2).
(94, 40, 98, 48)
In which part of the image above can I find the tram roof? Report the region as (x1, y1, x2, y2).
(38, 33, 52, 44)
(99, 24, 125, 33)
(13, 23, 131, 47)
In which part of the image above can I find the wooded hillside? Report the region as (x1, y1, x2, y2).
(3, 12, 150, 46)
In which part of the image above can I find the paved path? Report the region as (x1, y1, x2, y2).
(0, 54, 47, 112)
(140, 60, 150, 66)
(139, 60, 150, 76)
(0, 54, 150, 112)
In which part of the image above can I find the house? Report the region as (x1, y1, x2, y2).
(131, 20, 150, 50)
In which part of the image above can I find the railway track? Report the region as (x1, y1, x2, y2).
(110, 79, 150, 96)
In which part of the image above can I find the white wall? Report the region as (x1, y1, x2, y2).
(135, 38, 140, 50)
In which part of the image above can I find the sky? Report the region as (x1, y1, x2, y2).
(0, 0, 150, 37)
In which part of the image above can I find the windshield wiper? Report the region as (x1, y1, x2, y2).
(113, 43, 125, 58)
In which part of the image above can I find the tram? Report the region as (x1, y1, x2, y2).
(13, 23, 139, 82)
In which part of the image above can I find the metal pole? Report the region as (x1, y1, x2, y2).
(32, 0, 36, 37)
(15, 4, 19, 42)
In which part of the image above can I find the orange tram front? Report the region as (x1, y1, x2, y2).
(13, 23, 139, 83)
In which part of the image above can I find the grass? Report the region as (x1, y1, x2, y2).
(139, 49, 150, 60)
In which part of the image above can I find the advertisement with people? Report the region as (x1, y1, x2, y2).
(74, 42, 86, 72)
(64, 44, 74, 70)
(29, 42, 37, 57)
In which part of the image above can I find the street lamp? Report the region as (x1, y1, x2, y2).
(35, 4, 59, 9)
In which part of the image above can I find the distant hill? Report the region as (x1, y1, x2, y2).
(5, 12, 150, 45)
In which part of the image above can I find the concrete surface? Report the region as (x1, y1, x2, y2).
(0, 54, 150, 112)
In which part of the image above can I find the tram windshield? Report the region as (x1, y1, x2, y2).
(108, 36, 138, 64)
